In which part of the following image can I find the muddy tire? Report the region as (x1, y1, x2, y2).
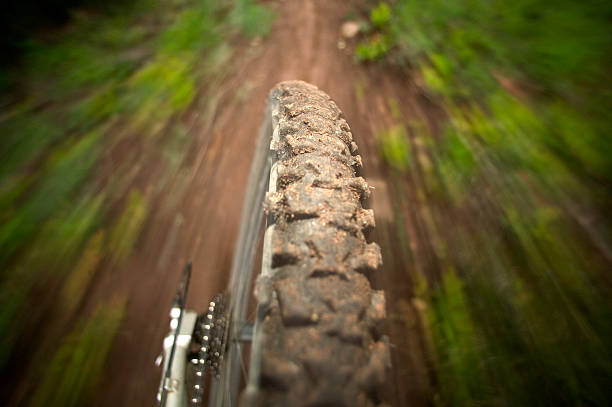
(251, 81, 389, 407)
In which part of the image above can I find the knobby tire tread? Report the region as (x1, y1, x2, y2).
(254, 81, 389, 407)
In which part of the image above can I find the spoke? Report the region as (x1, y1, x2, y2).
(206, 105, 272, 406)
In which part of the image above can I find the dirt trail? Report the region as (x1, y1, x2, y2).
(92, 1, 433, 405)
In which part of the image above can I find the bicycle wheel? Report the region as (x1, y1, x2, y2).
(242, 81, 389, 407)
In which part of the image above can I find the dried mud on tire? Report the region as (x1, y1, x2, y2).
(254, 81, 390, 407)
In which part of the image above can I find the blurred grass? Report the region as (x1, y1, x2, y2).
(0, 0, 273, 403)
(60, 231, 105, 315)
(360, 0, 612, 405)
(107, 190, 149, 264)
(0, 192, 105, 368)
(28, 298, 126, 407)
(377, 124, 411, 172)
(355, 2, 390, 61)
(0, 129, 103, 270)
(231, 0, 276, 39)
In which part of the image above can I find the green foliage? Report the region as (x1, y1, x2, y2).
(28, 299, 126, 407)
(232, 0, 275, 38)
(435, 127, 475, 203)
(388, 0, 612, 117)
(415, 193, 612, 405)
(30, 194, 105, 275)
(0, 130, 102, 269)
(124, 56, 197, 127)
(69, 84, 120, 130)
(356, 2, 391, 61)
(23, 39, 134, 92)
(0, 193, 104, 368)
(370, 2, 391, 29)
(0, 272, 32, 367)
(356, 34, 389, 61)
(428, 270, 484, 405)
(158, 6, 221, 55)
(107, 190, 148, 264)
(421, 65, 447, 96)
(367, 0, 612, 404)
(377, 125, 411, 171)
(387, 97, 401, 120)
(60, 231, 105, 314)
(0, 112, 64, 180)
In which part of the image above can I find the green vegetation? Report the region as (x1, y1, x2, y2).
(107, 190, 149, 264)
(361, 0, 612, 405)
(0, 129, 102, 269)
(369, 2, 390, 29)
(60, 231, 105, 314)
(355, 2, 391, 61)
(377, 125, 411, 172)
(0, 0, 274, 404)
(428, 270, 483, 406)
(231, 0, 276, 39)
(356, 34, 390, 61)
(28, 298, 126, 407)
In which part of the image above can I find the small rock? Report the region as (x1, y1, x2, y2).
(250, 36, 262, 47)
(412, 297, 428, 312)
(341, 21, 360, 38)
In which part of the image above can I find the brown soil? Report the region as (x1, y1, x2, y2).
(90, 1, 436, 406)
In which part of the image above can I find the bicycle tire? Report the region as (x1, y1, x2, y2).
(248, 81, 389, 407)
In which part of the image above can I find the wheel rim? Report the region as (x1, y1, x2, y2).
(208, 105, 273, 407)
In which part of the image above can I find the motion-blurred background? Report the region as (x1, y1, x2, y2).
(1, 0, 610, 406)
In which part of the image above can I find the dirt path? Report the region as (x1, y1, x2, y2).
(92, 1, 433, 405)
